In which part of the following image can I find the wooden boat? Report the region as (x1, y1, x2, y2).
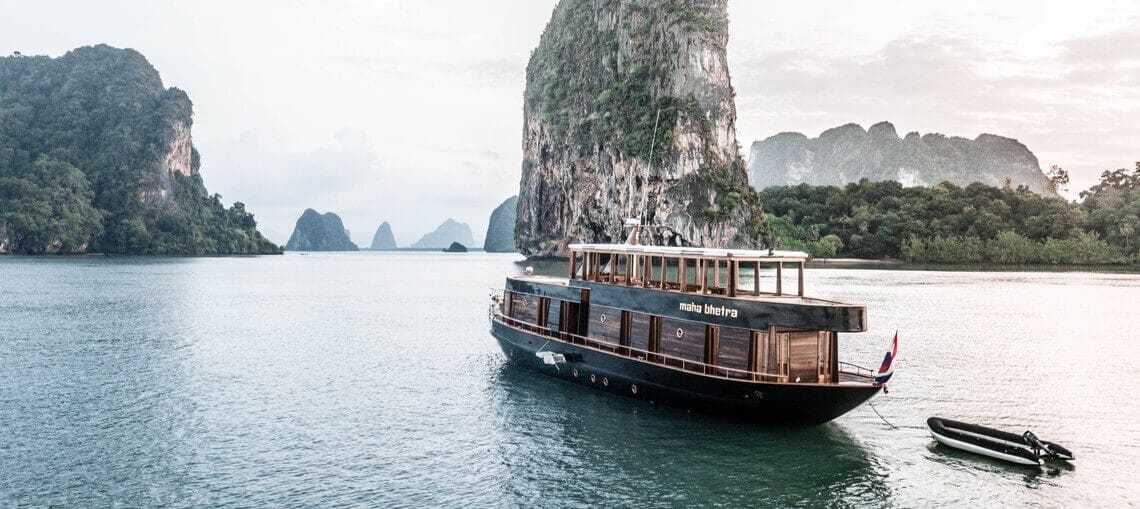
(927, 417, 1074, 466)
(488, 236, 893, 424)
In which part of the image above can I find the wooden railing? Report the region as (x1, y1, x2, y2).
(838, 361, 876, 380)
(495, 311, 794, 383)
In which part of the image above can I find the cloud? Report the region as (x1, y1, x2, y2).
(326, 55, 523, 89)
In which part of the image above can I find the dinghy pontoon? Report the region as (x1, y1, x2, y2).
(928, 417, 1074, 466)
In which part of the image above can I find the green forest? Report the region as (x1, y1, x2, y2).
(761, 164, 1140, 265)
(0, 45, 279, 255)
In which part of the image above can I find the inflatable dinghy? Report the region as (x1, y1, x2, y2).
(928, 417, 1074, 466)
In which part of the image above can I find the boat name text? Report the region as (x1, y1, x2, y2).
(679, 302, 739, 318)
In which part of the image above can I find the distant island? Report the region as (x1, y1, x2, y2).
(411, 219, 475, 249)
(748, 122, 1054, 194)
(0, 45, 278, 255)
(285, 209, 358, 251)
(443, 242, 468, 253)
(371, 222, 397, 250)
(483, 196, 518, 253)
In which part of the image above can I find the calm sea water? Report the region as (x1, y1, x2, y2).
(1, 253, 1137, 507)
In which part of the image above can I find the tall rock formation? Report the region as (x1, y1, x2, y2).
(371, 222, 397, 250)
(411, 219, 476, 249)
(285, 209, 359, 251)
(484, 196, 519, 253)
(0, 45, 278, 254)
(515, 0, 764, 258)
(748, 122, 1054, 194)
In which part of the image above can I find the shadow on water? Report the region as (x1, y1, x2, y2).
(483, 363, 891, 507)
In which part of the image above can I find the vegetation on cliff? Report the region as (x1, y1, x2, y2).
(526, 0, 727, 164)
(0, 45, 278, 254)
(760, 164, 1140, 264)
(517, 0, 763, 256)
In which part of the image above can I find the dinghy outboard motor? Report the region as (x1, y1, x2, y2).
(1022, 430, 1074, 460)
(1022, 430, 1047, 456)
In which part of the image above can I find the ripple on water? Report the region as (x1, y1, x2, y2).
(0, 254, 1137, 507)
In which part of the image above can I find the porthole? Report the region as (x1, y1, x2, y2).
(676, 328, 684, 338)
(602, 377, 609, 387)
(572, 368, 579, 378)
(590, 373, 597, 383)
(631, 384, 639, 394)
(600, 314, 606, 323)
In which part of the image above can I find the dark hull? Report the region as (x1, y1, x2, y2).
(492, 319, 881, 425)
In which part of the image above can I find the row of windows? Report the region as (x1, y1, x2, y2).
(503, 292, 834, 379)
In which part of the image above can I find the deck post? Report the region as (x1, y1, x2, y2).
(747, 330, 761, 381)
(537, 298, 549, 328)
(727, 258, 737, 298)
(648, 316, 662, 362)
(625, 254, 633, 285)
(798, 262, 805, 297)
(679, 257, 687, 292)
(693, 257, 702, 294)
(642, 254, 649, 286)
(704, 325, 719, 375)
(619, 311, 632, 356)
(776, 262, 783, 296)
(577, 289, 591, 337)
(568, 251, 576, 279)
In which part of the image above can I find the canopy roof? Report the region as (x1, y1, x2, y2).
(568, 243, 809, 263)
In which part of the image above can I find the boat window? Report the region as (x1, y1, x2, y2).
(511, 292, 539, 325)
(716, 326, 751, 373)
(589, 305, 622, 346)
(659, 317, 705, 363)
(546, 299, 562, 333)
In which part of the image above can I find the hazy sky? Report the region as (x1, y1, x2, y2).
(2, 1, 1137, 245)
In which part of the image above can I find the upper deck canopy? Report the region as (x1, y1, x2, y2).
(568, 243, 809, 263)
(567, 243, 811, 298)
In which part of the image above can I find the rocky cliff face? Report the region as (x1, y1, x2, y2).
(515, 0, 763, 258)
(0, 45, 277, 254)
(285, 209, 359, 251)
(371, 222, 397, 250)
(411, 219, 475, 249)
(748, 122, 1054, 194)
(484, 196, 518, 253)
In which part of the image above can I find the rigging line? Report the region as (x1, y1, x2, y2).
(868, 400, 898, 430)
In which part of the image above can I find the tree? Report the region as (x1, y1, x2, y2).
(1046, 165, 1070, 194)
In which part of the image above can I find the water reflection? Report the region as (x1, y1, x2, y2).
(486, 364, 890, 507)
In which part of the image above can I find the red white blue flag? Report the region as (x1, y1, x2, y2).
(873, 332, 898, 385)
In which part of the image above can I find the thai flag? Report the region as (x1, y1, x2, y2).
(873, 332, 898, 385)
